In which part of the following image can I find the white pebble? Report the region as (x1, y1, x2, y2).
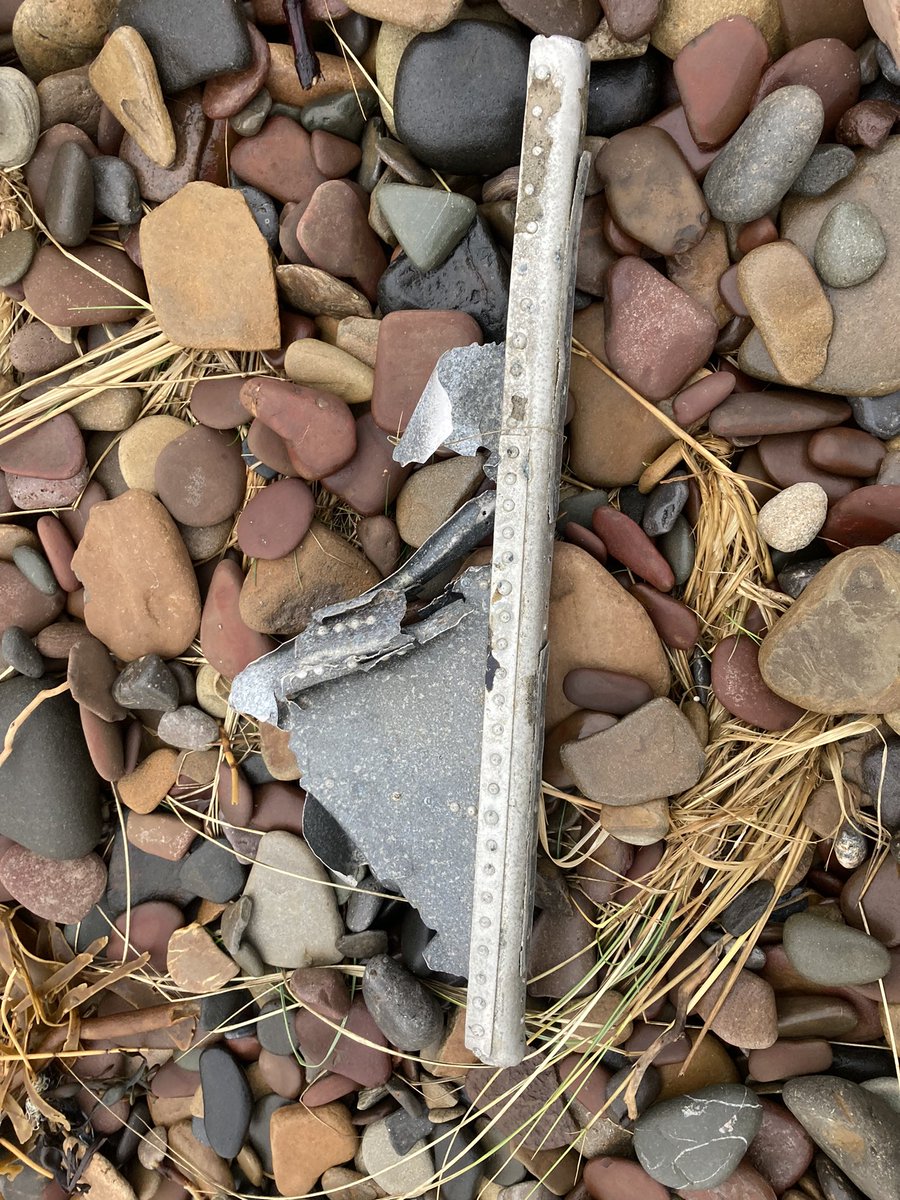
(757, 481, 828, 552)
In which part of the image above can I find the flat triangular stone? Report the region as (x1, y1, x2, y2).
(379, 182, 477, 273)
(759, 546, 900, 715)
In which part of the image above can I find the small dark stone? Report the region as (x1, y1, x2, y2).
(45, 141, 94, 248)
(201, 987, 257, 1036)
(92, 156, 142, 225)
(248, 1093, 291, 1173)
(828, 1043, 898, 1083)
(377, 215, 510, 342)
(362, 953, 444, 1050)
(0, 229, 36, 287)
(816, 1151, 866, 1200)
(107, 827, 196, 913)
(346, 871, 386, 932)
(0, 675, 101, 859)
(658, 514, 695, 586)
(112, 0, 253, 95)
(861, 734, 900, 830)
(178, 837, 247, 903)
(302, 793, 366, 882)
(200, 1045, 252, 1159)
(690, 647, 711, 704)
(400, 904, 436, 977)
(850, 391, 900, 439)
(431, 1122, 481, 1200)
(112, 654, 180, 712)
(393, 21, 530, 175)
(233, 183, 278, 249)
(605, 1064, 660, 1125)
(719, 879, 776, 936)
(790, 144, 857, 197)
(1, 626, 43, 678)
(556, 489, 608, 533)
(338, 930, 389, 959)
(256, 1000, 300, 1056)
(587, 52, 664, 138)
(777, 557, 830, 598)
(385, 1105, 434, 1155)
(876, 40, 900, 86)
(641, 478, 689, 537)
(618, 485, 647, 525)
(300, 88, 378, 141)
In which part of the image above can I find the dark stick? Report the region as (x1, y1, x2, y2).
(282, 0, 320, 89)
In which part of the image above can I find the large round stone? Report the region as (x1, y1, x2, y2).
(393, 21, 530, 176)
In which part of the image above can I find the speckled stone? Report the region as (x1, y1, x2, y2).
(757, 482, 828, 552)
(814, 200, 887, 287)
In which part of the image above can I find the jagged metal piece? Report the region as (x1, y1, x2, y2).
(230, 493, 496, 726)
(393, 343, 506, 478)
(278, 566, 491, 976)
(466, 36, 590, 1066)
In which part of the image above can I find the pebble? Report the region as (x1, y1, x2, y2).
(703, 86, 825, 223)
(709, 390, 851, 437)
(587, 52, 663, 137)
(202, 21, 270, 119)
(230, 86, 271, 137)
(231, 116, 326, 205)
(297, 180, 385, 302)
(603, 257, 718, 401)
(783, 1075, 900, 1200)
(200, 559, 275, 681)
(814, 199, 887, 288)
(141, 181, 280, 351)
(154, 424, 245, 527)
(270, 1102, 358, 1196)
(277, 263, 372, 319)
(633, 1084, 763, 1190)
(597, 126, 708, 255)
(0, 230, 36, 287)
(592, 505, 675, 590)
(379, 182, 476, 271)
(70, 490, 201, 660)
(44, 140, 94, 246)
(362, 953, 444, 1051)
(561, 698, 704, 805)
(790, 143, 858, 197)
(12, 545, 60, 597)
(393, 21, 529, 175)
(759, 546, 900, 714)
(166, 922, 239, 993)
(836, 98, 898, 150)
(88, 26, 175, 168)
(243, 831, 344, 968)
(113, 654, 179, 712)
(395, 454, 484, 549)
(1, 626, 43, 678)
(712, 634, 805, 731)
(783, 911, 891, 985)
(0, 67, 39, 168)
(179, 837, 245, 902)
(809, 426, 886, 477)
(737, 240, 834, 388)
(157, 706, 218, 750)
(68, 634, 125, 722)
(236, 477, 315, 560)
(754, 37, 861, 135)
(563, 668, 652, 714)
(757, 482, 828, 552)
(0, 844, 105, 923)
(127, 812, 197, 861)
(23, 243, 147, 327)
(284, 340, 374, 405)
(851, 391, 900, 439)
(199, 1046, 252, 1159)
(0, 412, 85, 481)
(629, 584, 699, 651)
(672, 15, 769, 149)
(0, 675, 101, 859)
(378, 214, 510, 342)
(323, 412, 410, 517)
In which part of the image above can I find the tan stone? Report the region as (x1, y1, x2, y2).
(584, 17, 650, 58)
(271, 1102, 359, 1196)
(547, 542, 670, 728)
(322, 1167, 385, 1200)
(424, 1005, 481, 1080)
(89, 26, 175, 167)
(666, 219, 731, 328)
(395, 455, 485, 549)
(266, 45, 368, 107)
(80, 1154, 136, 1200)
(511, 1146, 580, 1196)
(13, 0, 116, 81)
(276, 264, 373, 319)
(284, 339, 374, 404)
(568, 304, 674, 487)
(71, 491, 200, 660)
(374, 24, 417, 135)
(336, 317, 381, 368)
(741, 140, 900, 397)
(601, 798, 670, 845)
(344, 0, 462, 29)
(694, 968, 779, 1050)
(737, 241, 833, 388)
(118, 414, 188, 493)
(166, 923, 239, 992)
(167, 1120, 232, 1190)
(0, 525, 38, 559)
(195, 664, 230, 719)
(864, 0, 900, 68)
(759, 547, 900, 715)
(651, 0, 783, 58)
(886, 710, 900, 735)
(656, 1030, 740, 1099)
(802, 781, 847, 838)
(141, 182, 280, 351)
(259, 720, 302, 780)
(146, 1091, 194, 1126)
(126, 810, 198, 860)
(72, 383, 142, 432)
(239, 519, 379, 636)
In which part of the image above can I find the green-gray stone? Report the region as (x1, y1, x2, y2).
(12, 545, 59, 596)
(379, 182, 477, 273)
(0, 228, 35, 287)
(783, 910, 890, 985)
(790, 144, 856, 197)
(633, 1084, 762, 1190)
(814, 200, 887, 288)
(229, 87, 271, 138)
(299, 88, 378, 141)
